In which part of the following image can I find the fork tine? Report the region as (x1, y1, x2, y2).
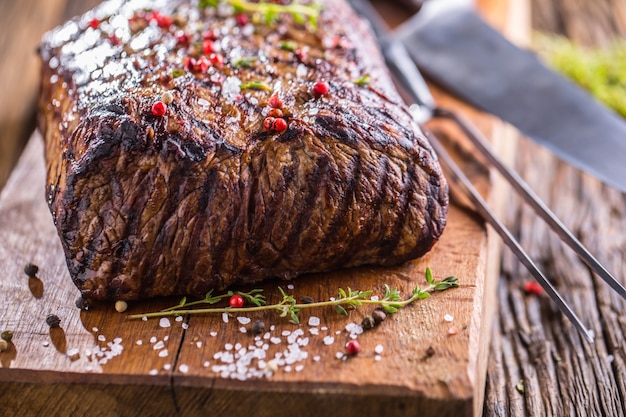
(427, 133, 595, 343)
(434, 107, 626, 301)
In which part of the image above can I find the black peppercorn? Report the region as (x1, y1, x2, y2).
(1, 330, 13, 342)
(46, 314, 61, 328)
(251, 320, 265, 335)
(75, 296, 90, 311)
(24, 263, 39, 278)
(372, 309, 387, 324)
(361, 315, 375, 330)
(300, 295, 315, 304)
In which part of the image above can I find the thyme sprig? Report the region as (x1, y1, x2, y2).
(200, 0, 322, 28)
(128, 267, 459, 323)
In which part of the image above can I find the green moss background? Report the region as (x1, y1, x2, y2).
(534, 33, 626, 119)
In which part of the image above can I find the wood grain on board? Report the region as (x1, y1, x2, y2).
(0, 0, 522, 416)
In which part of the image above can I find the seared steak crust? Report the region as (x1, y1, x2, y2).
(38, 0, 448, 300)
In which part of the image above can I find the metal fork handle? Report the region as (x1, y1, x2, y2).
(433, 107, 626, 300)
(426, 132, 595, 343)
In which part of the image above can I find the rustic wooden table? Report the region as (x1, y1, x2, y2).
(0, 0, 625, 416)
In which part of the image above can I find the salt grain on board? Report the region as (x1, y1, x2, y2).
(179, 364, 189, 373)
(323, 336, 334, 345)
(159, 349, 169, 358)
(237, 316, 251, 325)
(308, 316, 320, 326)
(444, 314, 454, 322)
(222, 312, 229, 323)
(159, 317, 171, 328)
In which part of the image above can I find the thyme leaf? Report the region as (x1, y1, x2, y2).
(200, 0, 322, 28)
(240, 80, 273, 91)
(128, 268, 460, 321)
(353, 74, 371, 86)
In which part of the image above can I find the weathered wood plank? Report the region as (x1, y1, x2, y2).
(483, 0, 626, 415)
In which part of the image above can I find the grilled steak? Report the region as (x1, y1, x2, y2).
(38, 0, 448, 301)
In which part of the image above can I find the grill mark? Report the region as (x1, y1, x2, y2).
(208, 168, 239, 287)
(282, 152, 330, 261)
(344, 152, 390, 264)
(321, 151, 362, 266)
(379, 161, 416, 258)
(179, 167, 218, 295)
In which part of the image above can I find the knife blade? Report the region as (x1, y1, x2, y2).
(394, 0, 626, 193)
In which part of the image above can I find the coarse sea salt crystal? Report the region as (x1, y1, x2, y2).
(149, 369, 158, 375)
(444, 314, 454, 322)
(296, 64, 307, 78)
(179, 364, 189, 373)
(313, 355, 321, 362)
(374, 344, 384, 354)
(323, 336, 334, 345)
(142, 316, 148, 321)
(159, 349, 169, 358)
(150, 336, 157, 344)
(153, 341, 165, 350)
(159, 318, 171, 328)
(203, 361, 211, 368)
(136, 340, 143, 346)
(335, 352, 344, 359)
(287, 284, 294, 290)
(309, 328, 319, 336)
(270, 337, 281, 345)
(308, 316, 320, 326)
(222, 312, 229, 323)
(375, 355, 382, 361)
(92, 327, 99, 332)
(175, 316, 184, 322)
(196, 341, 203, 348)
(163, 363, 172, 370)
(210, 331, 218, 337)
(98, 335, 106, 342)
(67, 348, 80, 360)
(237, 316, 251, 325)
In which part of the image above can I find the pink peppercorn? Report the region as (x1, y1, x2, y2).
(88, 18, 100, 29)
(209, 53, 224, 68)
(312, 81, 329, 96)
(229, 294, 244, 308)
(269, 93, 283, 108)
(151, 101, 167, 117)
(345, 340, 361, 355)
(236, 13, 249, 26)
(523, 281, 543, 295)
(272, 118, 288, 132)
(176, 32, 191, 46)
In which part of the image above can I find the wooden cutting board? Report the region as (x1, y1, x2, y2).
(0, 1, 525, 416)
